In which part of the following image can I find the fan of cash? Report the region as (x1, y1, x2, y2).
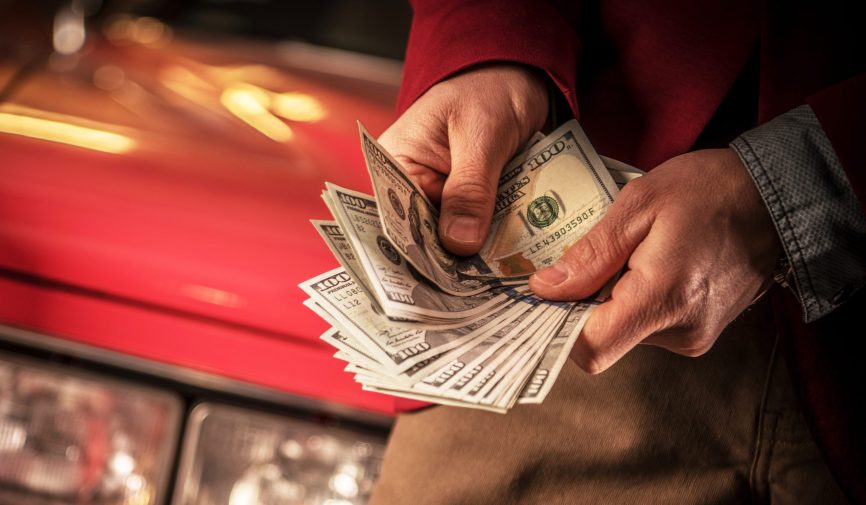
(300, 120, 644, 413)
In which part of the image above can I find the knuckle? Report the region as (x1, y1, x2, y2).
(618, 177, 643, 198)
(673, 280, 713, 328)
(568, 232, 599, 265)
(616, 178, 659, 221)
(682, 273, 712, 306)
(674, 328, 716, 357)
(612, 270, 652, 304)
(652, 275, 704, 329)
(619, 175, 653, 202)
(444, 174, 496, 213)
(569, 231, 613, 274)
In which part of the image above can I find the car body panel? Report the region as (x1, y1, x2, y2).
(0, 62, 16, 89)
(0, 33, 407, 414)
(0, 276, 398, 415)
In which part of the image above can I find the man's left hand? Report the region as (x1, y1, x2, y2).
(529, 148, 782, 373)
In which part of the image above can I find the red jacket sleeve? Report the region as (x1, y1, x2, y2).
(808, 72, 866, 211)
(398, 0, 581, 116)
(780, 72, 866, 505)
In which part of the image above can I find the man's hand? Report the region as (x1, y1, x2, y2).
(378, 64, 548, 256)
(529, 149, 783, 373)
(380, 64, 780, 373)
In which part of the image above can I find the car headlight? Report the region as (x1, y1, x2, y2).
(174, 403, 386, 505)
(0, 354, 182, 505)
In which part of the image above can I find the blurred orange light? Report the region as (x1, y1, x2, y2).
(104, 15, 172, 48)
(53, 7, 86, 55)
(130, 17, 168, 46)
(273, 92, 326, 122)
(220, 83, 293, 142)
(0, 111, 135, 154)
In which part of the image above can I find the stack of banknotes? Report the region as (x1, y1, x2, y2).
(300, 120, 644, 412)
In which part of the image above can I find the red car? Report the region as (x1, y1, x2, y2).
(0, 2, 412, 503)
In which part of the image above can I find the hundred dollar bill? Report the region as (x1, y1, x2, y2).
(305, 119, 621, 412)
(401, 304, 554, 395)
(421, 303, 563, 395)
(357, 300, 569, 404)
(360, 299, 587, 409)
(415, 329, 527, 394)
(321, 328, 383, 371)
(300, 268, 527, 374)
(360, 384, 510, 414)
(358, 120, 619, 293)
(312, 220, 384, 315)
(352, 297, 588, 411)
(313, 218, 460, 329)
(319, 197, 432, 327)
(490, 303, 595, 407)
(517, 302, 595, 404)
(530, 132, 646, 190)
(358, 306, 562, 411)
(461, 306, 569, 405)
(345, 344, 454, 388)
(479, 314, 565, 408)
(358, 123, 492, 296)
(600, 155, 645, 188)
(323, 183, 514, 322)
(347, 348, 453, 386)
(469, 119, 619, 279)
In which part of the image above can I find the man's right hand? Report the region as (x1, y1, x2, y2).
(378, 64, 549, 256)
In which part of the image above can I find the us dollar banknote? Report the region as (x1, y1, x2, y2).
(517, 302, 594, 404)
(300, 268, 533, 374)
(359, 306, 566, 412)
(312, 219, 384, 315)
(322, 183, 515, 323)
(359, 120, 619, 292)
(358, 123, 491, 296)
(467, 120, 620, 279)
(416, 304, 555, 394)
(301, 119, 626, 412)
(528, 132, 646, 189)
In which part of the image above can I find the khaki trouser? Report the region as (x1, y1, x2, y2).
(369, 299, 849, 505)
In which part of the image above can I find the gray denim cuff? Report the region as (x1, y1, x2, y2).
(730, 105, 866, 322)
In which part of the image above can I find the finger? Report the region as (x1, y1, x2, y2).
(439, 121, 520, 256)
(379, 119, 451, 205)
(393, 156, 447, 206)
(570, 268, 661, 374)
(529, 183, 654, 300)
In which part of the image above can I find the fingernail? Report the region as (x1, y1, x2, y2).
(446, 216, 481, 245)
(533, 262, 569, 286)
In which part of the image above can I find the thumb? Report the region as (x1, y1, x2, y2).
(439, 126, 518, 256)
(529, 193, 653, 300)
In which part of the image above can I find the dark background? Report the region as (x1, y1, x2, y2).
(0, 0, 413, 60)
